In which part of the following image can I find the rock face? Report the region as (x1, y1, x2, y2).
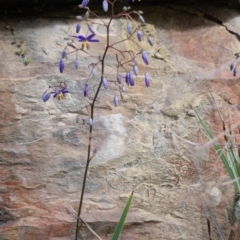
(1, 3, 240, 240)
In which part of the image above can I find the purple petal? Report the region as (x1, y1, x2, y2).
(142, 50, 149, 65)
(137, 30, 142, 42)
(84, 83, 89, 97)
(145, 72, 150, 87)
(114, 95, 119, 107)
(72, 35, 86, 42)
(127, 23, 132, 34)
(81, 0, 90, 8)
(102, 78, 108, 89)
(59, 59, 64, 73)
(42, 92, 51, 102)
(62, 87, 70, 94)
(102, 0, 108, 12)
(76, 23, 81, 33)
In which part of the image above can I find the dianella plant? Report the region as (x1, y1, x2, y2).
(42, 0, 152, 239)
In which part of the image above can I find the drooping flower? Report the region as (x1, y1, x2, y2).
(114, 95, 119, 107)
(62, 50, 67, 58)
(230, 63, 234, 71)
(129, 71, 134, 86)
(145, 72, 150, 87)
(133, 65, 138, 76)
(142, 50, 149, 65)
(102, 0, 108, 12)
(59, 59, 64, 73)
(127, 22, 132, 34)
(83, 83, 89, 97)
(42, 92, 51, 102)
(147, 36, 153, 46)
(76, 23, 81, 33)
(80, 0, 90, 8)
(72, 34, 99, 50)
(137, 30, 142, 42)
(102, 78, 108, 89)
(53, 87, 70, 101)
(75, 59, 79, 69)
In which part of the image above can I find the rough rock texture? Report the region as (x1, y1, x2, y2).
(1, 3, 240, 240)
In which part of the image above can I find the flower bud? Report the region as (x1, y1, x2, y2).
(117, 74, 122, 84)
(85, 11, 89, 19)
(145, 72, 150, 87)
(92, 67, 96, 76)
(125, 72, 130, 86)
(138, 10, 143, 14)
(114, 95, 119, 107)
(59, 59, 64, 73)
(62, 50, 67, 58)
(81, 0, 90, 8)
(233, 68, 237, 77)
(129, 71, 134, 86)
(76, 16, 82, 20)
(127, 22, 132, 34)
(42, 92, 51, 102)
(147, 36, 153, 46)
(139, 15, 145, 24)
(87, 117, 93, 126)
(142, 50, 149, 65)
(120, 91, 124, 99)
(102, 0, 108, 12)
(83, 83, 89, 97)
(75, 59, 79, 69)
(137, 30, 142, 42)
(123, 6, 127, 11)
(133, 65, 138, 76)
(88, 25, 95, 35)
(76, 23, 81, 33)
(103, 78, 108, 89)
(230, 63, 234, 71)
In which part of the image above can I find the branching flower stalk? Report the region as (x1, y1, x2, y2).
(42, 0, 152, 239)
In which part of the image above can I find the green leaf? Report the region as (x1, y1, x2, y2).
(111, 191, 134, 240)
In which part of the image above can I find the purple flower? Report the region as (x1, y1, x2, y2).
(53, 87, 70, 100)
(81, 0, 90, 8)
(147, 36, 153, 46)
(137, 30, 142, 41)
(42, 92, 51, 102)
(59, 59, 64, 73)
(129, 71, 134, 86)
(72, 33, 99, 50)
(102, 0, 108, 12)
(142, 50, 149, 65)
(102, 78, 108, 89)
(145, 72, 150, 87)
(84, 83, 89, 97)
(233, 68, 237, 77)
(230, 63, 234, 71)
(127, 22, 132, 34)
(114, 95, 119, 107)
(133, 65, 138, 76)
(76, 23, 81, 33)
(125, 72, 130, 86)
(75, 59, 79, 69)
(62, 50, 67, 58)
(117, 74, 122, 84)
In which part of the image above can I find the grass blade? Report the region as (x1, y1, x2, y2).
(111, 191, 134, 240)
